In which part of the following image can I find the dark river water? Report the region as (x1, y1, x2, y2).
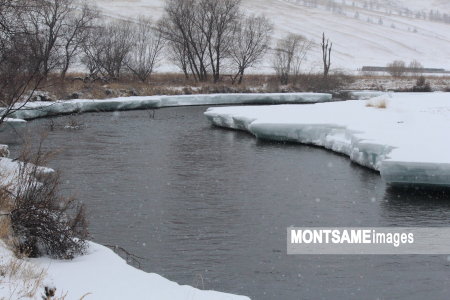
(2, 106, 450, 300)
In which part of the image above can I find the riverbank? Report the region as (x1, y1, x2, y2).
(204, 92, 450, 187)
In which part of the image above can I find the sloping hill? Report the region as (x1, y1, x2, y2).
(93, 0, 450, 72)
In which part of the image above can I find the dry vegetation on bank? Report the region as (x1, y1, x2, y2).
(20, 72, 450, 103)
(20, 71, 356, 102)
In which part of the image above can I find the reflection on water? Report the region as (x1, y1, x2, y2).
(2, 106, 450, 300)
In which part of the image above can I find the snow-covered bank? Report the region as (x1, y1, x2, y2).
(0, 239, 249, 300)
(204, 93, 450, 187)
(1, 93, 331, 121)
(32, 242, 249, 300)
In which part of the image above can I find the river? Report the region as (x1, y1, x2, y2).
(2, 106, 450, 300)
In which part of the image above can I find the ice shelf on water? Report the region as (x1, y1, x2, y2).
(0, 93, 331, 122)
(0, 118, 27, 132)
(159, 92, 331, 106)
(347, 91, 389, 100)
(204, 92, 450, 187)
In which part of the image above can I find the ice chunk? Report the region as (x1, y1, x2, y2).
(205, 92, 450, 187)
(160, 92, 331, 106)
(347, 91, 391, 100)
(2, 97, 162, 120)
(0, 117, 27, 131)
(1, 93, 331, 120)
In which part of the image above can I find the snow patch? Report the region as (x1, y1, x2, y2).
(204, 93, 450, 186)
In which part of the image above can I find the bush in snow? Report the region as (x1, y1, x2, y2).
(2, 137, 89, 259)
(412, 76, 432, 92)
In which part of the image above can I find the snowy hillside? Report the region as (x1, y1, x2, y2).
(93, 0, 450, 73)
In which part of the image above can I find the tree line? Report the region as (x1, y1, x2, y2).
(1, 0, 333, 121)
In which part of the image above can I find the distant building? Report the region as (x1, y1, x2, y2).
(361, 66, 448, 73)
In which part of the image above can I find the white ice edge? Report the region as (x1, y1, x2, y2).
(0, 93, 331, 123)
(204, 92, 450, 187)
(0, 156, 250, 300)
(346, 91, 392, 99)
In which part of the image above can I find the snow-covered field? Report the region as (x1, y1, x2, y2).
(92, 0, 450, 73)
(205, 92, 450, 186)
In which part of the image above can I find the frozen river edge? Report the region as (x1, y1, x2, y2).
(1, 92, 331, 124)
(204, 93, 450, 187)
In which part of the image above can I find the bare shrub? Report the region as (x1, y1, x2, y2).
(2, 135, 89, 259)
(386, 60, 406, 77)
(296, 71, 354, 92)
(412, 75, 432, 92)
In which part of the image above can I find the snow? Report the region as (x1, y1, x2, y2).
(1, 93, 331, 121)
(31, 242, 249, 300)
(204, 92, 450, 186)
(0, 240, 249, 300)
(0, 157, 54, 195)
(91, 0, 450, 73)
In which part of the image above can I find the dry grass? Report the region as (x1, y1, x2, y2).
(0, 254, 48, 299)
(366, 97, 389, 109)
(7, 71, 450, 105)
(21, 72, 356, 100)
(0, 176, 14, 249)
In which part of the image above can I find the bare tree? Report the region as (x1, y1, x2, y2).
(159, 0, 209, 82)
(0, 0, 45, 126)
(24, 0, 76, 76)
(199, 0, 242, 83)
(386, 60, 406, 77)
(160, 0, 241, 83)
(167, 40, 190, 79)
(271, 33, 313, 85)
(82, 20, 134, 80)
(321, 32, 332, 79)
(126, 16, 165, 83)
(60, 1, 99, 79)
(228, 14, 273, 84)
(408, 59, 423, 77)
